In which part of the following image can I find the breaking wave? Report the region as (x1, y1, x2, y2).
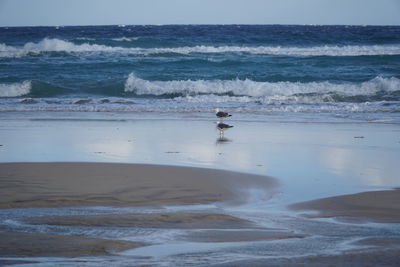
(0, 39, 123, 57)
(124, 73, 400, 103)
(0, 81, 31, 97)
(2, 75, 398, 104)
(2, 38, 400, 57)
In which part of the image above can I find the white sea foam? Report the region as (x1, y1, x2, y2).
(0, 81, 31, 97)
(1, 97, 398, 116)
(75, 37, 96, 41)
(0, 43, 19, 57)
(124, 73, 400, 100)
(155, 44, 400, 56)
(112, 37, 140, 42)
(0, 38, 124, 57)
(2, 38, 400, 57)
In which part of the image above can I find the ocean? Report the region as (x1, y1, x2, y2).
(1, 25, 400, 121)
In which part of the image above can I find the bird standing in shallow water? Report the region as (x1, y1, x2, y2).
(215, 108, 232, 122)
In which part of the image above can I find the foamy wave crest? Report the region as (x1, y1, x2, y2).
(0, 43, 20, 57)
(0, 81, 32, 97)
(124, 73, 400, 101)
(148, 44, 400, 56)
(112, 37, 140, 42)
(75, 37, 96, 41)
(2, 38, 400, 57)
(0, 38, 125, 57)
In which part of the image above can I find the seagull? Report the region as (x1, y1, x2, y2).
(215, 108, 232, 121)
(217, 122, 233, 138)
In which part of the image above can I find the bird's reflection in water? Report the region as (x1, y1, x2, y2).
(216, 136, 232, 145)
(215, 122, 234, 144)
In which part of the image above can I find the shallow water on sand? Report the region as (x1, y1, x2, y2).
(1, 204, 400, 266)
(1, 111, 399, 203)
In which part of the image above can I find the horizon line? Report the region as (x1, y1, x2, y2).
(1, 23, 399, 28)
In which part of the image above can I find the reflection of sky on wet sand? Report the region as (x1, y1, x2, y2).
(0, 114, 399, 203)
(320, 146, 399, 187)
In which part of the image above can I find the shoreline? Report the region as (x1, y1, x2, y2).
(289, 189, 400, 223)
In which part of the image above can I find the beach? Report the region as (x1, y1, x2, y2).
(1, 24, 400, 266)
(0, 112, 399, 266)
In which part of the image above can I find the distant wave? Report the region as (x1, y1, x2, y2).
(111, 37, 141, 42)
(75, 37, 96, 41)
(0, 81, 31, 97)
(0, 39, 123, 58)
(2, 38, 400, 57)
(124, 73, 400, 103)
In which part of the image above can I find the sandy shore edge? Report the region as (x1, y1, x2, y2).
(0, 232, 140, 258)
(0, 162, 277, 208)
(289, 189, 400, 223)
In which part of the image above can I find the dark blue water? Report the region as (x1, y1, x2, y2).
(1, 25, 400, 118)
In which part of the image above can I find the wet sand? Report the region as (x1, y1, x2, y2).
(0, 232, 140, 257)
(354, 237, 400, 247)
(0, 162, 284, 258)
(210, 237, 400, 266)
(181, 230, 305, 243)
(0, 162, 277, 208)
(212, 249, 400, 267)
(289, 189, 400, 223)
(5, 213, 307, 258)
(27, 213, 254, 229)
(27, 213, 306, 244)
